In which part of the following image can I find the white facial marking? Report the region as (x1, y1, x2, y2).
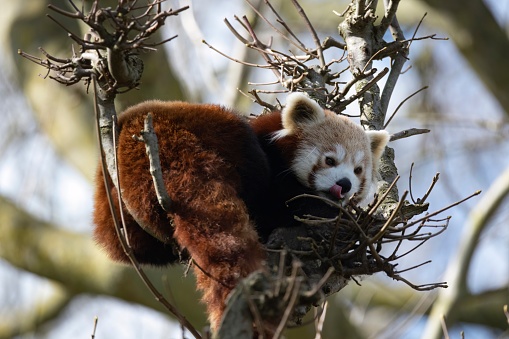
(293, 146, 319, 184)
(354, 150, 364, 165)
(336, 145, 346, 163)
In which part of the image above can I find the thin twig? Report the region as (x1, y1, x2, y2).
(408, 12, 428, 50)
(224, 18, 250, 45)
(241, 283, 266, 339)
(401, 190, 481, 230)
(91, 316, 98, 339)
(334, 67, 389, 112)
(246, 0, 307, 53)
(274, 277, 302, 338)
(392, 274, 447, 291)
(290, 0, 325, 68)
(303, 267, 335, 298)
(274, 250, 287, 296)
(336, 68, 377, 100)
(440, 315, 450, 339)
(367, 175, 400, 216)
(384, 86, 428, 128)
(389, 128, 430, 142)
(419, 173, 440, 204)
(202, 40, 273, 69)
(314, 301, 328, 339)
(409, 163, 417, 204)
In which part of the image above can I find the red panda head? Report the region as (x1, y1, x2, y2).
(274, 93, 390, 205)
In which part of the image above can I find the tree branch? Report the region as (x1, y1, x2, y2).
(420, 0, 509, 116)
(423, 165, 509, 339)
(0, 284, 71, 338)
(0, 196, 206, 326)
(133, 113, 173, 212)
(345, 282, 509, 333)
(390, 128, 430, 142)
(339, 0, 400, 206)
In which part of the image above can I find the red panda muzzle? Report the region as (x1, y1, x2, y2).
(330, 178, 352, 200)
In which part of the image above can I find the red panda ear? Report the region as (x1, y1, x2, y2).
(281, 93, 325, 134)
(366, 130, 390, 168)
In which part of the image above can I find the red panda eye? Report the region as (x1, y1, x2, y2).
(354, 166, 363, 175)
(325, 157, 336, 167)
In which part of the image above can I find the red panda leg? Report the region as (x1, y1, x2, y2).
(170, 180, 265, 332)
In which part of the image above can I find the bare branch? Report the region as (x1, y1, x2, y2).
(420, 173, 440, 204)
(20, 1, 188, 93)
(389, 128, 430, 142)
(384, 86, 428, 128)
(91, 316, 99, 339)
(332, 67, 389, 112)
(290, 0, 325, 69)
(246, 0, 308, 53)
(321, 36, 346, 50)
(202, 40, 274, 69)
(379, 7, 408, 118)
(377, 0, 402, 40)
(133, 113, 173, 212)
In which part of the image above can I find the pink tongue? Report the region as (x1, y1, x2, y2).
(329, 184, 343, 199)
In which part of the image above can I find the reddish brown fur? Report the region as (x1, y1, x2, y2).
(93, 101, 268, 331)
(250, 111, 299, 167)
(93, 166, 181, 265)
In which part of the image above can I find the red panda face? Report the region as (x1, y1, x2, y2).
(275, 93, 390, 205)
(293, 141, 371, 203)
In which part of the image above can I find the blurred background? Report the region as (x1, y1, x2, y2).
(0, 0, 508, 338)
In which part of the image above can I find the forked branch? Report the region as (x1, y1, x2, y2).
(20, 0, 188, 93)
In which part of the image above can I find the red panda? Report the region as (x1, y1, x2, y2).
(92, 93, 389, 333)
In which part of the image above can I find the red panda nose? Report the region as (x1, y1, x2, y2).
(336, 178, 352, 194)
